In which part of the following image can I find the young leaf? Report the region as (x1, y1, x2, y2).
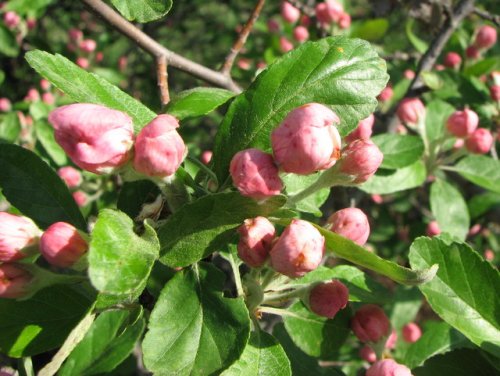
(371, 134, 424, 169)
(425, 100, 455, 143)
(448, 155, 500, 194)
(468, 192, 500, 219)
(0, 112, 21, 142)
(213, 36, 389, 185)
(0, 25, 19, 57)
(409, 237, 500, 358)
(389, 286, 422, 330)
(0, 144, 86, 230)
(110, 0, 172, 23)
(142, 263, 250, 376)
(34, 120, 68, 166)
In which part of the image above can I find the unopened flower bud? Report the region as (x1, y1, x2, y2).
(377, 85, 393, 102)
(359, 345, 377, 363)
(40, 79, 51, 91)
(76, 57, 89, 69)
(272, 103, 341, 175)
(0, 98, 11, 112)
(281, 1, 300, 23)
(446, 109, 479, 137)
(267, 19, 280, 33)
(366, 359, 412, 376)
(338, 140, 383, 183)
(237, 58, 251, 71)
(40, 222, 88, 267)
(3, 11, 20, 29)
(237, 217, 275, 267)
(201, 150, 213, 165)
(474, 25, 497, 50)
(468, 224, 482, 237)
(79, 39, 96, 53)
(230, 148, 283, 200)
(68, 28, 83, 41)
(293, 26, 309, 43)
(49, 104, 134, 174)
(270, 219, 324, 278)
(443, 52, 462, 68)
(402, 322, 422, 343)
(465, 128, 493, 154)
(396, 98, 425, 126)
(25, 88, 40, 102)
(351, 304, 390, 343)
(42, 92, 55, 105)
(309, 280, 349, 318)
(345, 114, 374, 143)
(0, 264, 32, 299)
(26, 17, 36, 30)
(72, 191, 88, 207)
(58, 166, 82, 188)
(118, 56, 128, 72)
(326, 208, 370, 245)
(338, 12, 351, 29)
(426, 221, 441, 237)
(300, 15, 311, 27)
(133, 115, 186, 178)
(279, 37, 294, 53)
(404, 69, 415, 80)
(490, 85, 500, 101)
(484, 249, 495, 261)
(95, 51, 104, 63)
(466, 45, 480, 59)
(385, 329, 398, 349)
(371, 194, 383, 204)
(315, 0, 344, 25)
(0, 212, 41, 262)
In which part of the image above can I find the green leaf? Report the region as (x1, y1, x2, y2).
(409, 237, 500, 357)
(430, 179, 469, 241)
(0, 112, 21, 142)
(449, 155, 500, 194)
(0, 285, 95, 357)
(0, 144, 86, 230)
(0, 70, 5, 86)
(111, 0, 172, 23)
(59, 309, 146, 376)
(34, 120, 68, 166)
(0, 25, 19, 57)
(29, 102, 51, 121)
(405, 19, 428, 53)
(371, 134, 424, 169)
(389, 286, 422, 330)
(142, 263, 250, 376)
(463, 57, 500, 77)
(117, 180, 161, 220)
(350, 18, 389, 41)
(213, 36, 389, 184)
(89, 209, 159, 303)
(25, 51, 156, 131)
(221, 330, 291, 376)
(360, 160, 426, 194)
(425, 100, 455, 143)
(468, 192, 500, 219)
(166, 87, 236, 120)
(157, 192, 286, 267)
(283, 302, 351, 359)
(5, 0, 54, 14)
(282, 173, 329, 216)
(404, 321, 471, 369)
(289, 265, 391, 303)
(421, 71, 443, 90)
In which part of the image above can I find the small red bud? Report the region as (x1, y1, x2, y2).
(40, 222, 88, 268)
(402, 322, 422, 343)
(351, 304, 390, 343)
(338, 140, 383, 183)
(0, 264, 33, 299)
(309, 280, 349, 318)
(326, 208, 370, 246)
(366, 359, 412, 376)
(446, 109, 479, 138)
(465, 128, 493, 154)
(426, 221, 441, 237)
(237, 217, 275, 267)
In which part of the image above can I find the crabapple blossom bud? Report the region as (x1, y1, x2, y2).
(3, 11, 20, 29)
(237, 217, 275, 267)
(201, 150, 213, 165)
(426, 221, 441, 237)
(351, 304, 390, 343)
(293, 26, 309, 43)
(24, 88, 40, 102)
(95, 51, 104, 62)
(309, 280, 349, 318)
(366, 359, 412, 376)
(267, 19, 280, 33)
(315, 0, 344, 25)
(42, 92, 55, 105)
(377, 85, 393, 102)
(281, 2, 300, 24)
(371, 194, 383, 204)
(270, 219, 325, 278)
(49, 104, 134, 174)
(345, 113, 374, 143)
(58, 166, 82, 188)
(453, 138, 464, 150)
(338, 12, 351, 29)
(0, 98, 11, 112)
(133, 115, 186, 178)
(359, 345, 377, 363)
(0, 264, 32, 299)
(300, 15, 311, 27)
(118, 56, 128, 71)
(465, 128, 493, 154)
(484, 249, 494, 261)
(444, 52, 462, 68)
(446, 109, 479, 138)
(397, 97, 425, 126)
(237, 58, 251, 70)
(0, 212, 41, 262)
(26, 17, 36, 30)
(435, 64, 445, 71)
(72, 191, 88, 207)
(76, 57, 89, 69)
(468, 224, 482, 237)
(40, 79, 51, 91)
(404, 69, 415, 80)
(402, 322, 422, 343)
(385, 329, 398, 349)
(40, 222, 88, 267)
(490, 85, 500, 101)
(474, 25, 497, 50)
(68, 28, 83, 41)
(279, 37, 294, 53)
(80, 39, 97, 53)
(230, 148, 283, 200)
(257, 61, 267, 70)
(326, 208, 370, 246)
(338, 140, 383, 183)
(271, 103, 341, 174)
(466, 45, 480, 59)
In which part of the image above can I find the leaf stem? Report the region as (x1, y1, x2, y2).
(228, 253, 244, 297)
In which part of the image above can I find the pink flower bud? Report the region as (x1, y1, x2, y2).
(272, 103, 341, 175)
(402, 322, 422, 343)
(95, 51, 104, 62)
(351, 304, 390, 343)
(326, 208, 370, 246)
(366, 359, 412, 376)
(309, 280, 349, 318)
(446, 109, 479, 137)
(201, 150, 213, 165)
(279, 36, 294, 53)
(40, 222, 88, 267)
(453, 138, 464, 150)
(24, 88, 40, 102)
(230, 148, 283, 200)
(403, 69, 415, 80)
(474, 25, 497, 50)
(338, 12, 351, 29)
(0, 98, 11, 112)
(270, 219, 325, 278)
(26, 17, 36, 30)
(435, 64, 445, 71)
(257, 61, 267, 70)
(237, 217, 275, 267)
(58, 166, 82, 188)
(281, 1, 300, 24)
(3, 11, 20, 29)
(40, 79, 51, 91)
(490, 85, 500, 101)
(133, 115, 186, 178)
(49, 104, 134, 174)
(426, 221, 441, 237)
(443, 52, 462, 69)
(72, 191, 88, 207)
(397, 97, 425, 126)
(465, 128, 493, 154)
(377, 85, 393, 102)
(42, 92, 55, 105)
(338, 140, 383, 183)
(385, 329, 398, 349)
(118, 56, 128, 71)
(371, 194, 383, 204)
(0, 212, 41, 262)
(315, 0, 344, 25)
(267, 19, 280, 33)
(68, 28, 83, 41)
(466, 45, 480, 59)
(0, 264, 32, 299)
(300, 15, 311, 27)
(484, 249, 495, 261)
(237, 58, 251, 70)
(345, 114, 374, 143)
(468, 224, 482, 237)
(359, 345, 377, 363)
(76, 57, 89, 69)
(293, 26, 309, 43)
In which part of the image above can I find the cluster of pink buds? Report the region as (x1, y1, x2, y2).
(466, 25, 497, 61)
(57, 166, 87, 207)
(445, 108, 493, 154)
(366, 359, 412, 376)
(66, 28, 101, 70)
(3, 11, 20, 30)
(315, 0, 351, 29)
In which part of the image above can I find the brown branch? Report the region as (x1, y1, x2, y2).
(81, 0, 241, 93)
(156, 56, 170, 108)
(383, 51, 422, 61)
(473, 7, 500, 27)
(221, 0, 266, 76)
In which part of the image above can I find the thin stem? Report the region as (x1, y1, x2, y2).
(221, 0, 266, 76)
(156, 55, 170, 108)
(257, 306, 303, 318)
(186, 155, 218, 187)
(262, 286, 309, 304)
(473, 7, 500, 27)
(228, 253, 244, 297)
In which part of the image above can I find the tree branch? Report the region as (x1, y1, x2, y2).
(221, 0, 266, 76)
(81, 0, 241, 93)
(473, 7, 500, 27)
(156, 56, 170, 108)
